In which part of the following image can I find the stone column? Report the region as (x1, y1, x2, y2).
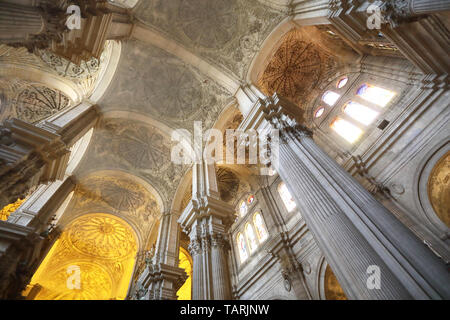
(385, 0, 450, 18)
(210, 234, 231, 300)
(188, 238, 204, 300)
(0, 1, 67, 52)
(179, 160, 235, 300)
(0, 3, 44, 42)
(243, 94, 450, 300)
(0, 102, 99, 210)
(0, 119, 70, 209)
(133, 209, 187, 300)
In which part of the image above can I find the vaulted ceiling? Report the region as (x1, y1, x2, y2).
(0, 0, 357, 237)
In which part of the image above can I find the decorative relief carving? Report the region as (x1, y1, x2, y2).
(27, 213, 138, 300)
(179, 0, 239, 49)
(67, 215, 137, 259)
(135, 0, 283, 78)
(16, 85, 70, 123)
(76, 117, 187, 200)
(258, 29, 339, 110)
(101, 41, 230, 130)
(0, 80, 71, 124)
(70, 174, 161, 241)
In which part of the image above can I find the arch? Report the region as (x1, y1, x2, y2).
(416, 140, 450, 234)
(89, 40, 122, 103)
(25, 213, 139, 300)
(317, 257, 347, 300)
(74, 169, 165, 215)
(66, 127, 94, 176)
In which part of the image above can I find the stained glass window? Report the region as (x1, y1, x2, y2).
(356, 84, 395, 107)
(253, 213, 268, 242)
(337, 77, 348, 89)
(278, 182, 296, 212)
(330, 118, 363, 143)
(343, 101, 379, 125)
(247, 195, 255, 204)
(245, 223, 258, 253)
(322, 91, 340, 106)
(237, 233, 249, 263)
(315, 107, 325, 118)
(239, 200, 247, 217)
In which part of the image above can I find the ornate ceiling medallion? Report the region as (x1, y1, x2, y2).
(67, 214, 137, 259)
(258, 29, 338, 110)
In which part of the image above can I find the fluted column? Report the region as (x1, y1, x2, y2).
(244, 94, 450, 299)
(0, 3, 44, 42)
(387, 0, 450, 17)
(133, 210, 187, 300)
(188, 238, 204, 300)
(210, 234, 231, 299)
(179, 160, 235, 300)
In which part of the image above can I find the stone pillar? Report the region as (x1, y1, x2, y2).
(210, 234, 231, 300)
(0, 102, 99, 210)
(178, 160, 235, 300)
(132, 209, 187, 300)
(385, 0, 450, 19)
(0, 176, 75, 299)
(188, 238, 203, 300)
(0, 3, 45, 43)
(243, 94, 450, 300)
(0, 1, 133, 65)
(0, 1, 66, 52)
(0, 119, 70, 209)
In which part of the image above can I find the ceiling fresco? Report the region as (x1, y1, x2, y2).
(100, 40, 232, 130)
(134, 0, 284, 79)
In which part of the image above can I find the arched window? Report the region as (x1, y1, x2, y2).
(356, 84, 395, 107)
(330, 117, 363, 143)
(336, 77, 348, 89)
(315, 107, 325, 118)
(253, 213, 268, 242)
(239, 200, 247, 217)
(245, 223, 258, 253)
(237, 233, 249, 263)
(322, 91, 340, 106)
(278, 182, 296, 212)
(343, 101, 379, 126)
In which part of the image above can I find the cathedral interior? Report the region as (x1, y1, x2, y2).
(0, 0, 449, 301)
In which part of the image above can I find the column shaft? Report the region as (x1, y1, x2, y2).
(0, 3, 43, 42)
(189, 239, 204, 300)
(410, 0, 450, 14)
(275, 125, 450, 299)
(211, 235, 231, 299)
